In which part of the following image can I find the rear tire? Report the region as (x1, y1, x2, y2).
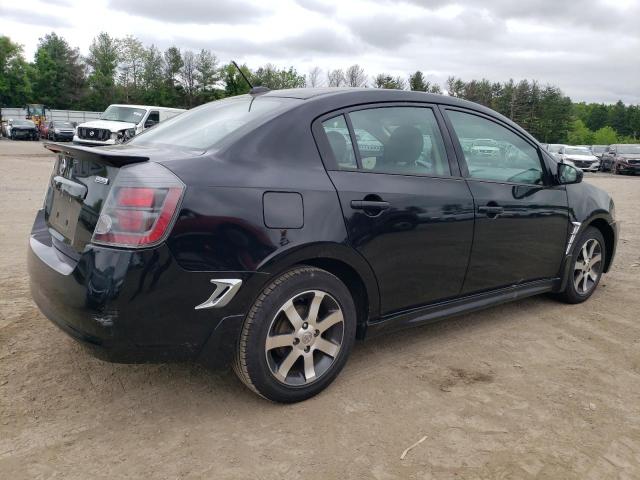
(556, 226, 605, 304)
(234, 266, 357, 403)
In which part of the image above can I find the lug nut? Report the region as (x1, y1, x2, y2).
(314, 329, 320, 336)
(304, 346, 310, 353)
(293, 338, 300, 345)
(302, 322, 308, 329)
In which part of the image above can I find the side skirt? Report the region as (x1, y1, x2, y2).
(365, 278, 559, 338)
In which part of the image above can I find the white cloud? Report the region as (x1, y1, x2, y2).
(1, 0, 638, 103)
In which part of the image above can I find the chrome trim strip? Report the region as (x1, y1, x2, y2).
(194, 279, 243, 310)
(565, 221, 582, 255)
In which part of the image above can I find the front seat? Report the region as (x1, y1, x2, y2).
(380, 125, 424, 173)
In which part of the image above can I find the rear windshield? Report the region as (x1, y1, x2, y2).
(53, 121, 73, 128)
(129, 96, 298, 151)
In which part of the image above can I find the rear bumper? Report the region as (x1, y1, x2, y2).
(28, 210, 255, 366)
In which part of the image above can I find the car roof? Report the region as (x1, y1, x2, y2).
(263, 87, 536, 142)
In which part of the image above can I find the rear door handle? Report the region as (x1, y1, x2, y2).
(350, 200, 391, 211)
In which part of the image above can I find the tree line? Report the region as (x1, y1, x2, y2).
(1, 33, 638, 144)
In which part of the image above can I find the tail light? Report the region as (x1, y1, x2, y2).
(92, 162, 184, 248)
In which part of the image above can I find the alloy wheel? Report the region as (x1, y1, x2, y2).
(265, 290, 344, 386)
(573, 238, 602, 295)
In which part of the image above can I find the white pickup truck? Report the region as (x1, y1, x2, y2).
(73, 104, 186, 146)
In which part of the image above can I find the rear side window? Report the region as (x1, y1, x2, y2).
(348, 107, 450, 176)
(321, 115, 357, 169)
(447, 110, 543, 185)
(130, 96, 298, 151)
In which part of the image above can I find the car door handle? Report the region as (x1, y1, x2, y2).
(478, 205, 504, 215)
(350, 200, 391, 211)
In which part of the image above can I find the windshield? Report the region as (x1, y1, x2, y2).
(13, 120, 34, 127)
(130, 96, 298, 151)
(53, 121, 73, 128)
(617, 145, 640, 154)
(547, 144, 564, 153)
(101, 106, 147, 124)
(591, 145, 606, 153)
(564, 147, 591, 155)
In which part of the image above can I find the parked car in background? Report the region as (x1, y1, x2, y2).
(547, 144, 566, 160)
(9, 119, 39, 140)
(42, 121, 75, 142)
(2, 119, 15, 137)
(558, 146, 600, 172)
(29, 88, 617, 403)
(590, 145, 607, 160)
(73, 104, 186, 146)
(602, 144, 640, 174)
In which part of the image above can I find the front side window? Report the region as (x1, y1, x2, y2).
(347, 107, 450, 176)
(321, 115, 357, 169)
(447, 110, 543, 185)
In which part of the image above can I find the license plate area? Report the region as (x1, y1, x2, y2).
(48, 188, 82, 242)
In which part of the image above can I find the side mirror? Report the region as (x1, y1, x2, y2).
(558, 162, 583, 185)
(144, 119, 157, 128)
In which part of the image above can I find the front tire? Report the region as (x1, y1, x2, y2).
(234, 266, 357, 403)
(557, 226, 605, 304)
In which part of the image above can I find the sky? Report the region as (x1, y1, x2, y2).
(1, 0, 639, 104)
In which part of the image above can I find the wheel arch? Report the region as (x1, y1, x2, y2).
(585, 217, 615, 272)
(256, 243, 380, 338)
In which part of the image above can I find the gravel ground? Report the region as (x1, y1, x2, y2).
(1, 139, 639, 479)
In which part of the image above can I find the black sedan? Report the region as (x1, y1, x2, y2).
(10, 119, 39, 140)
(29, 88, 617, 402)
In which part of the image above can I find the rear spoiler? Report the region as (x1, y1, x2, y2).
(44, 142, 149, 167)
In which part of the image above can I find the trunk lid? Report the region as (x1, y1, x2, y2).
(44, 143, 149, 254)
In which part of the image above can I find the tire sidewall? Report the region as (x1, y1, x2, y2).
(565, 227, 606, 303)
(241, 268, 357, 402)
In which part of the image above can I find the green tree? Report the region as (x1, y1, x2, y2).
(253, 64, 305, 89)
(86, 32, 120, 110)
(222, 63, 251, 96)
(0, 36, 32, 107)
(195, 49, 220, 101)
(31, 33, 86, 108)
(140, 45, 166, 105)
(409, 71, 441, 93)
(163, 46, 184, 106)
(118, 35, 146, 103)
(373, 73, 405, 89)
(593, 126, 618, 145)
(567, 119, 594, 145)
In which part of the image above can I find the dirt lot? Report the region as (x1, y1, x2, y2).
(1, 139, 639, 479)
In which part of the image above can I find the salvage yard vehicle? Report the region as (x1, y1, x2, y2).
(73, 104, 185, 146)
(601, 144, 640, 174)
(9, 119, 39, 140)
(546, 143, 566, 160)
(42, 121, 75, 142)
(29, 88, 618, 403)
(558, 146, 600, 172)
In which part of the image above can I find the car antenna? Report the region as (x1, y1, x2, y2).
(232, 60, 270, 95)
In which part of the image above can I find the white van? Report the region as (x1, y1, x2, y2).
(73, 104, 186, 146)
